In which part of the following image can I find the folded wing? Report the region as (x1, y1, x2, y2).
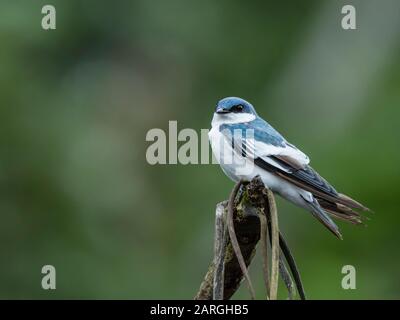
(219, 120, 369, 229)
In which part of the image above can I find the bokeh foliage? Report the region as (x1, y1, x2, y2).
(0, 0, 399, 299)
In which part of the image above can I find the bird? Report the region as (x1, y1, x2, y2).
(208, 97, 370, 239)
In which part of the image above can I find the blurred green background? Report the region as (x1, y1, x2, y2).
(1, 0, 399, 299)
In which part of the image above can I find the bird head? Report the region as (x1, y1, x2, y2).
(215, 97, 257, 117)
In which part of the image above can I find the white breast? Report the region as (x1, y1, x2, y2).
(209, 112, 314, 212)
(211, 113, 256, 126)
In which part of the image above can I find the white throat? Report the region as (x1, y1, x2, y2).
(211, 113, 256, 127)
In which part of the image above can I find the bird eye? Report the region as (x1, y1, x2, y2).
(234, 104, 244, 112)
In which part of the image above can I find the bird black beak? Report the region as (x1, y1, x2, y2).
(216, 107, 230, 114)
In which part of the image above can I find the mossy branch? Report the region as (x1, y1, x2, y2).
(194, 176, 305, 300)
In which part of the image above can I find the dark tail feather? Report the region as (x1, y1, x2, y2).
(337, 193, 371, 212)
(324, 210, 363, 225)
(317, 198, 364, 225)
(301, 195, 343, 239)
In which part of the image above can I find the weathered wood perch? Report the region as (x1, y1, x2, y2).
(195, 176, 306, 300)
